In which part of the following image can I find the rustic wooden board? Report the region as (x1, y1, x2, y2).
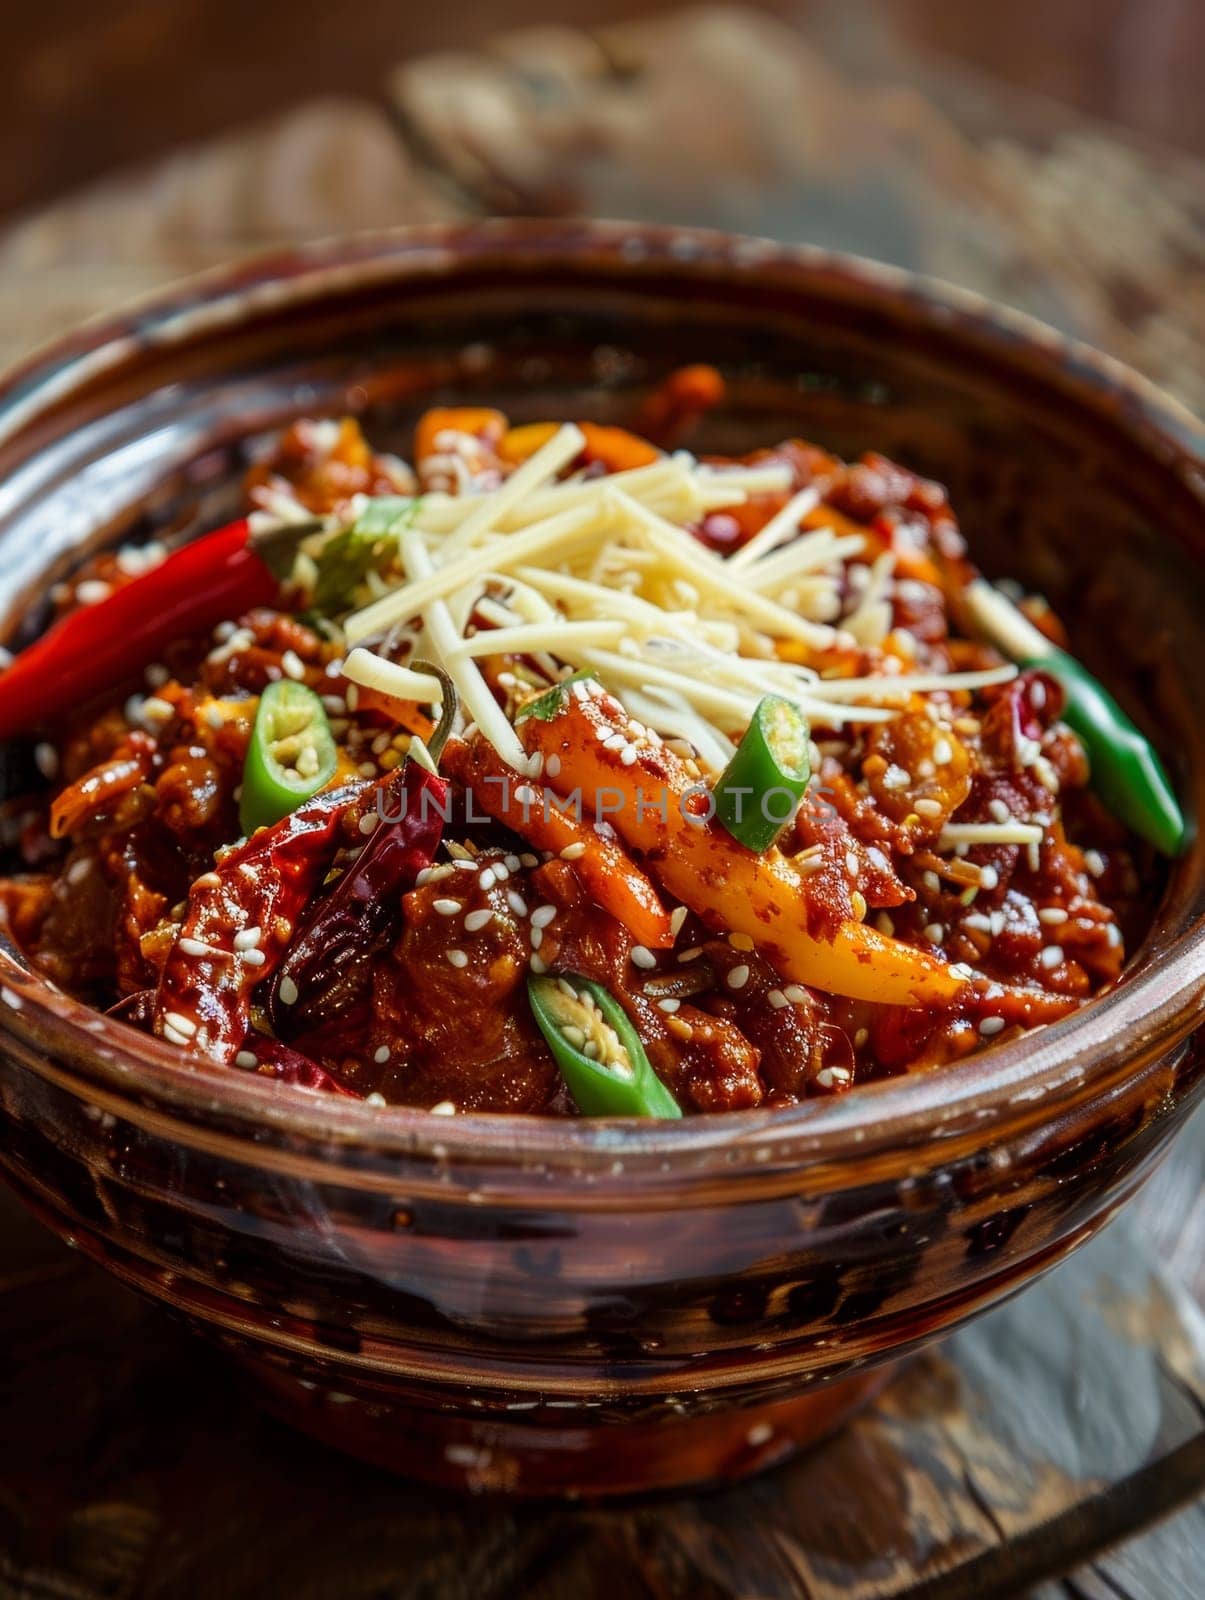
(0, 10, 1201, 1596)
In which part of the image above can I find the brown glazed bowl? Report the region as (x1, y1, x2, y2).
(0, 221, 1202, 1498)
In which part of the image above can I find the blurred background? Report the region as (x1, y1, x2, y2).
(0, 0, 1201, 413)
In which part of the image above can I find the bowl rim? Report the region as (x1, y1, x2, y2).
(0, 215, 1201, 1173)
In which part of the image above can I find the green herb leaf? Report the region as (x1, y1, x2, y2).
(310, 497, 422, 615)
(515, 671, 596, 722)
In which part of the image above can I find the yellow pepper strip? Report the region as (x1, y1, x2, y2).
(520, 686, 967, 1008)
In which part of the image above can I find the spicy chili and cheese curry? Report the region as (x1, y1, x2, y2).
(0, 370, 1181, 1116)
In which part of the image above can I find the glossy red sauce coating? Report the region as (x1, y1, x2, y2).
(0, 412, 1157, 1114)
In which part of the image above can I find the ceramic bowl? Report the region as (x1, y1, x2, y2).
(0, 221, 1201, 1496)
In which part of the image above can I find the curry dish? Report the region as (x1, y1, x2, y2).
(0, 370, 1183, 1116)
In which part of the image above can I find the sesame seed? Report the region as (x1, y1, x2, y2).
(669, 906, 688, 937)
(242, 948, 267, 968)
(531, 905, 557, 930)
(434, 898, 462, 916)
(365, 1092, 388, 1107)
(882, 764, 910, 790)
(620, 745, 639, 766)
(65, 857, 92, 885)
(506, 890, 528, 917)
(914, 798, 943, 817)
(559, 841, 587, 861)
(631, 945, 657, 970)
(923, 923, 945, 944)
(923, 870, 941, 894)
(979, 1016, 1005, 1036)
(530, 928, 543, 950)
(1084, 850, 1106, 878)
(464, 908, 494, 933)
(875, 912, 896, 937)
(504, 854, 521, 873)
(767, 989, 788, 1009)
(430, 1100, 457, 1115)
(988, 798, 1011, 824)
(76, 579, 112, 606)
(235, 1050, 258, 1069)
(728, 931, 754, 952)
(1040, 945, 1064, 968)
(933, 738, 953, 765)
(374, 1045, 392, 1064)
(530, 953, 548, 973)
(727, 964, 750, 990)
(677, 946, 703, 963)
(657, 998, 681, 1013)
(34, 741, 59, 779)
(978, 865, 1000, 890)
(520, 853, 539, 868)
(278, 976, 299, 1006)
(164, 1011, 197, 1037)
(233, 927, 263, 951)
(783, 985, 808, 1004)
(854, 1028, 869, 1048)
(1038, 906, 1068, 924)
(845, 850, 860, 877)
(446, 949, 469, 968)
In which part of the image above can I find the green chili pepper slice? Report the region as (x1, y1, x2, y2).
(528, 972, 682, 1118)
(714, 694, 811, 853)
(240, 680, 338, 836)
(1024, 647, 1186, 856)
(966, 580, 1186, 856)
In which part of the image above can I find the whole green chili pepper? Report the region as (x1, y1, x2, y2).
(714, 693, 811, 852)
(967, 580, 1186, 856)
(240, 679, 337, 836)
(528, 972, 682, 1118)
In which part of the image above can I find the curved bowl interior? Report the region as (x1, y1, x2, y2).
(0, 221, 1201, 1494)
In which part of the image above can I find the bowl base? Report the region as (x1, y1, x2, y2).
(241, 1357, 896, 1498)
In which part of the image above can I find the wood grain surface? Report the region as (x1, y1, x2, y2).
(0, 9, 1201, 1597)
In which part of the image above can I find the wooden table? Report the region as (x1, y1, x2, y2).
(0, 11, 1201, 1596)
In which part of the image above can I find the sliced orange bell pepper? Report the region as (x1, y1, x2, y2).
(442, 734, 675, 949)
(414, 407, 508, 465)
(519, 687, 966, 1007)
(500, 421, 660, 472)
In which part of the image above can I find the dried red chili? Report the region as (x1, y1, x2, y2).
(272, 761, 448, 1030)
(153, 779, 362, 1062)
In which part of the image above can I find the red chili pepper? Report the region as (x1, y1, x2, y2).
(154, 778, 360, 1063)
(0, 518, 278, 741)
(242, 1035, 361, 1097)
(271, 761, 447, 1031)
